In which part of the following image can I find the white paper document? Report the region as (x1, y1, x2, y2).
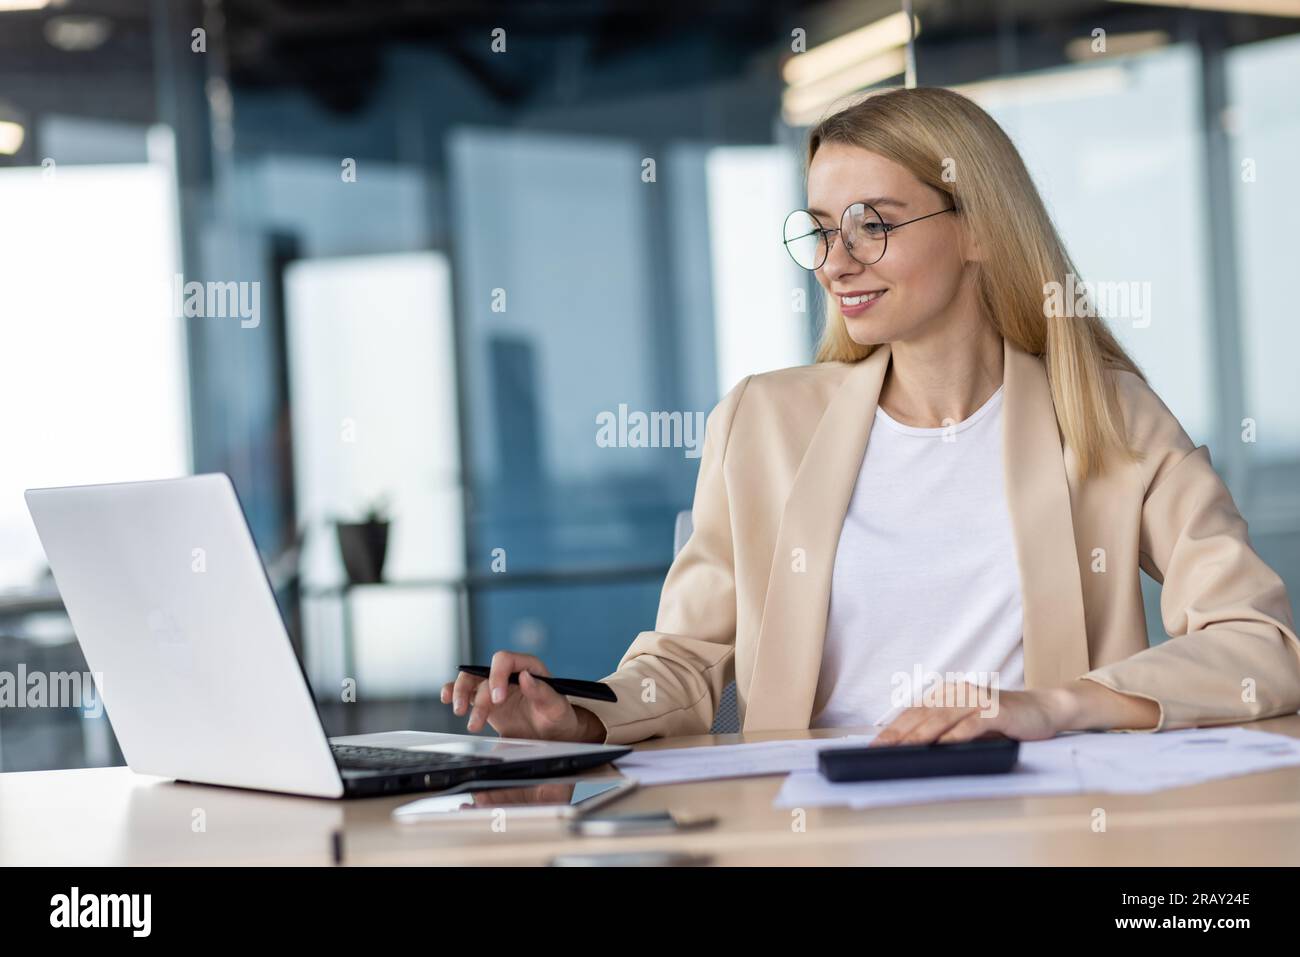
(773, 726, 1300, 810)
(613, 733, 879, 786)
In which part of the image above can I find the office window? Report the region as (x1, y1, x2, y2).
(706, 146, 811, 394)
(1229, 33, 1300, 466)
(973, 46, 1213, 445)
(450, 128, 659, 495)
(447, 127, 694, 675)
(0, 161, 189, 589)
(284, 252, 464, 697)
(1226, 32, 1300, 591)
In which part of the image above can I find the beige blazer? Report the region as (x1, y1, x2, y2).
(573, 337, 1300, 744)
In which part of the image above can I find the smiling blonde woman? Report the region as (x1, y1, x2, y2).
(443, 86, 1300, 748)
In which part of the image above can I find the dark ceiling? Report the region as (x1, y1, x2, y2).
(0, 0, 1297, 121)
(217, 0, 824, 112)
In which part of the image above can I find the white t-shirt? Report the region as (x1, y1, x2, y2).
(810, 383, 1025, 729)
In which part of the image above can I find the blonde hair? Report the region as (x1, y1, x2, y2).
(807, 86, 1144, 479)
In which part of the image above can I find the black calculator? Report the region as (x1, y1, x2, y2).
(818, 737, 1020, 782)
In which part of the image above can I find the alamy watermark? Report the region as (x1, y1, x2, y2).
(1043, 273, 1151, 328)
(889, 667, 1001, 718)
(50, 887, 150, 937)
(169, 273, 260, 328)
(595, 404, 703, 459)
(0, 665, 103, 718)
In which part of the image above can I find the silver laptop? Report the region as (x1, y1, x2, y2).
(25, 474, 629, 798)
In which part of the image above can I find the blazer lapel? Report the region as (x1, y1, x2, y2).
(743, 337, 1091, 732)
(744, 344, 892, 731)
(1001, 339, 1091, 688)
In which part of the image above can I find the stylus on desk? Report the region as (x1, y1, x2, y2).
(456, 665, 618, 702)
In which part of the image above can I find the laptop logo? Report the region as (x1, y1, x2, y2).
(146, 608, 196, 677)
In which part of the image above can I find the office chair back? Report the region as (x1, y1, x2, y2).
(673, 510, 740, 734)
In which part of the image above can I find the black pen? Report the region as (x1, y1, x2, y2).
(456, 665, 617, 702)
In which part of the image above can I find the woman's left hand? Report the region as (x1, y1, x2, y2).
(870, 684, 1066, 746)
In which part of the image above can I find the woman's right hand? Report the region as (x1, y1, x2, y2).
(439, 651, 607, 743)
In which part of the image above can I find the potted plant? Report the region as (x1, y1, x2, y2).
(334, 495, 391, 585)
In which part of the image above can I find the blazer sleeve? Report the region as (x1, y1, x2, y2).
(1082, 443, 1300, 731)
(567, 377, 751, 745)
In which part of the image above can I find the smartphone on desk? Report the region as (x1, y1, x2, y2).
(570, 811, 717, 837)
(819, 737, 1020, 782)
(392, 778, 636, 823)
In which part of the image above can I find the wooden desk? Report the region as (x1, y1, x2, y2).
(5, 717, 1300, 866)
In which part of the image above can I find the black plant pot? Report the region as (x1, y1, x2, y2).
(335, 520, 389, 585)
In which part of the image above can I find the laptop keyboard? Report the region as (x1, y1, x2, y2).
(330, 744, 505, 772)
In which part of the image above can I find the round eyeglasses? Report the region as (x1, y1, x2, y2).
(782, 202, 956, 270)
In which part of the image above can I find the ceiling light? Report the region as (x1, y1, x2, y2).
(952, 66, 1130, 109)
(0, 121, 25, 155)
(0, 0, 62, 12)
(783, 11, 920, 87)
(782, 48, 908, 126)
(1109, 0, 1300, 17)
(44, 14, 113, 51)
(1066, 29, 1170, 61)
